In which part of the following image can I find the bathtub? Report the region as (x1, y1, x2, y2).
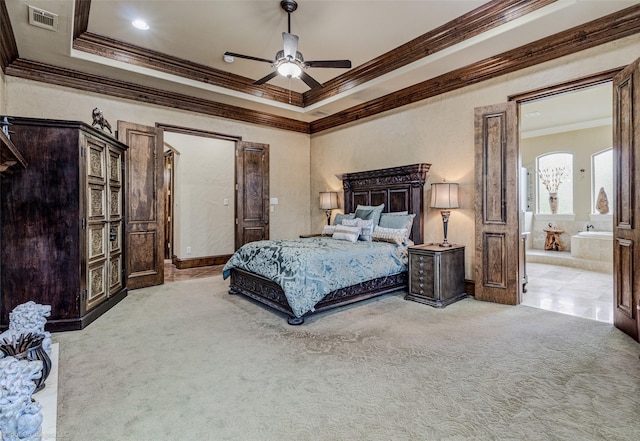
(570, 231, 613, 262)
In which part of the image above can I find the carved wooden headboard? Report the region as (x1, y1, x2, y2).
(337, 163, 431, 245)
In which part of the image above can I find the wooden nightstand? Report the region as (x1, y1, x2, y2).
(406, 244, 466, 307)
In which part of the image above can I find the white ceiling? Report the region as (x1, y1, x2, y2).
(520, 83, 613, 139)
(5, 0, 639, 125)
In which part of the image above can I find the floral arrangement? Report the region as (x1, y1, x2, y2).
(537, 167, 568, 193)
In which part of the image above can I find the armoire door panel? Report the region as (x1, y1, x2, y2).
(87, 140, 106, 181)
(88, 223, 107, 263)
(109, 186, 122, 217)
(109, 149, 122, 184)
(88, 185, 106, 220)
(109, 222, 122, 253)
(87, 263, 107, 310)
(109, 256, 123, 294)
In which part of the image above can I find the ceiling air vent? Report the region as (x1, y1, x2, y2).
(28, 5, 58, 32)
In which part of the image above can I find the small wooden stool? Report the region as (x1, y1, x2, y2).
(543, 228, 564, 251)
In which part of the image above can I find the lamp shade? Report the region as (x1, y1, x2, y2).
(430, 183, 460, 209)
(319, 191, 339, 210)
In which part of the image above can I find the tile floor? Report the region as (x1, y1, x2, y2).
(521, 261, 613, 323)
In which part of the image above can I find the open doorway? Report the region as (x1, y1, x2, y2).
(518, 82, 614, 323)
(162, 130, 237, 269)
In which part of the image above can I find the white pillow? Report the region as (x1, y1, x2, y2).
(332, 224, 361, 243)
(341, 218, 374, 241)
(372, 226, 409, 245)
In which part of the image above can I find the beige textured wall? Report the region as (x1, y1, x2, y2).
(310, 34, 640, 279)
(164, 133, 235, 259)
(4, 78, 311, 241)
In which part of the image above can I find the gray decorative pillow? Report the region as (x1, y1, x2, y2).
(333, 213, 356, 225)
(354, 204, 385, 226)
(372, 226, 408, 245)
(379, 213, 415, 233)
(342, 218, 375, 241)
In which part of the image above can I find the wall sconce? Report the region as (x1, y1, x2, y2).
(430, 182, 460, 247)
(319, 191, 339, 225)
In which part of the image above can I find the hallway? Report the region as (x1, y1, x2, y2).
(522, 262, 613, 323)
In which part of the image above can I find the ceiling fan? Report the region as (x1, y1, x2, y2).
(223, 0, 352, 90)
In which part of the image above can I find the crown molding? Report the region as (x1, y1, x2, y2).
(303, 0, 556, 106)
(4, 59, 310, 134)
(309, 4, 640, 134)
(0, 0, 18, 71)
(71, 0, 553, 109)
(2, 1, 639, 135)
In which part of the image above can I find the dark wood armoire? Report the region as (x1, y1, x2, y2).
(1, 117, 128, 331)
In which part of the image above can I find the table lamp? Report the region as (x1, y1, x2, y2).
(430, 182, 459, 247)
(319, 191, 339, 225)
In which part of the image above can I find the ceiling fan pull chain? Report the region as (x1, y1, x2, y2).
(288, 78, 292, 104)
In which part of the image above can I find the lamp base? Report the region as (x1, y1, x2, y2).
(439, 210, 452, 248)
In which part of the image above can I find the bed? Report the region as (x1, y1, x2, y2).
(224, 163, 430, 324)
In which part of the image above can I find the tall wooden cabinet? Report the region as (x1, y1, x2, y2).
(1, 117, 128, 331)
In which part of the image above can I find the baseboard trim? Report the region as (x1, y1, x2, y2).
(172, 254, 232, 269)
(464, 279, 475, 297)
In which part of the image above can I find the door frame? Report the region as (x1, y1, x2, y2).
(156, 123, 269, 262)
(163, 149, 175, 260)
(508, 68, 624, 317)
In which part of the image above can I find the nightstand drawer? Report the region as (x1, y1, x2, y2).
(409, 253, 434, 296)
(406, 244, 466, 308)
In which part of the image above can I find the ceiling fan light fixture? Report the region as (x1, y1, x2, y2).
(277, 62, 302, 78)
(131, 19, 149, 30)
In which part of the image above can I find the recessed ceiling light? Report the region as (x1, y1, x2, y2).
(132, 19, 149, 30)
(524, 111, 541, 118)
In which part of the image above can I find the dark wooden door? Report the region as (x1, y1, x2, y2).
(474, 102, 521, 305)
(117, 121, 165, 289)
(235, 141, 269, 249)
(613, 58, 640, 341)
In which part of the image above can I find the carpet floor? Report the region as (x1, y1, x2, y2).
(53, 275, 640, 441)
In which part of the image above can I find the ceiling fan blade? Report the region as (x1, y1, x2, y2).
(299, 71, 323, 90)
(305, 60, 352, 69)
(282, 32, 299, 60)
(253, 71, 279, 85)
(224, 52, 274, 64)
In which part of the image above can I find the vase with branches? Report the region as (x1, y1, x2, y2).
(538, 167, 568, 214)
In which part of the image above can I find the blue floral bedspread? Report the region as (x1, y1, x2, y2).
(222, 237, 408, 318)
